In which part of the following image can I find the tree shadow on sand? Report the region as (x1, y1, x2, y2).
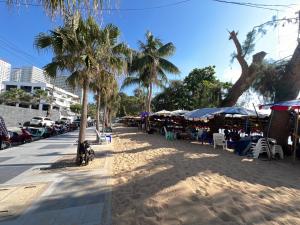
(110, 126, 300, 224)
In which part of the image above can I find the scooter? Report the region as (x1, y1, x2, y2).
(78, 141, 95, 165)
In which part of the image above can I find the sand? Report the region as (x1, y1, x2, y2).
(111, 126, 300, 225)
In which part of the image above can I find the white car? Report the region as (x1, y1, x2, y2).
(30, 117, 54, 127)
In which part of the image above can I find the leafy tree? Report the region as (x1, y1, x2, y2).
(0, 88, 33, 105)
(87, 103, 96, 118)
(152, 66, 231, 111)
(33, 89, 49, 106)
(117, 92, 142, 117)
(70, 103, 82, 114)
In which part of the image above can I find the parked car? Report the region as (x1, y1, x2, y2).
(60, 117, 71, 124)
(30, 117, 54, 127)
(26, 127, 47, 139)
(73, 118, 81, 127)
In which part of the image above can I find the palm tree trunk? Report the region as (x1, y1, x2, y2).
(102, 98, 107, 132)
(77, 78, 89, 161)
(95, 91, 101, 141)
(145, 83, 153, 131)
(148, 83, 153, 112)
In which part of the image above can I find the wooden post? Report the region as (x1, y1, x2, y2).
(293, 114, 299, 161)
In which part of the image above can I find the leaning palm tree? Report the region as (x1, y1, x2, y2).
(124, 31, 180, 113)
(35, 14, 103, 162)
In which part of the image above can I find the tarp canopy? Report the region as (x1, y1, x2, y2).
(260, 99, 300, 111)
(184, 107, 266, 121)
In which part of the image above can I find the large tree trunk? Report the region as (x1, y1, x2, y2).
(95, 91, 101, 141)
(268, 43, 300, 149)
(77, 79, 89, 162)
(220, 31, 266, 107)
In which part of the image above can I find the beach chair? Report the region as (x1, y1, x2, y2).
(213, 133, 227, 149)
(272, 144, 284, 159)
(163, 126, 174, 141)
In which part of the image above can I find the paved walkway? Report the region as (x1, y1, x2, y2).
(0, 127, 112, 225)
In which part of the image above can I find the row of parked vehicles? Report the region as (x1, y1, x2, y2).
(0, 116, 90, 150)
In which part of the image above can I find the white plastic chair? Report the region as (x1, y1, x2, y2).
(272, 144, 284, 159)
(251, 138, 273, 159)
(213, 133, 227, 150)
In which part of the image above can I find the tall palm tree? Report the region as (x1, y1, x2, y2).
(90, 24, 130, 133)
(35, 14, 103, 161)
(123, 31, 180, 113)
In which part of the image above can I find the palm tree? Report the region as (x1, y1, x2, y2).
(35, 14, 103, 161)
(90, 24, 130, 133)
(6, 0, 112, 17)
(33, 89, 49, 109)
(123, 31, 180, 113)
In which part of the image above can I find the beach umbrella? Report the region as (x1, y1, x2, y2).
(260, 99, 300, 111)
(184, 107, 267, 120)
(170, 109, 190, 116)
(220, 107, 269, 118)
(184, 108, 221, 121)
(153, 110, 172, 116)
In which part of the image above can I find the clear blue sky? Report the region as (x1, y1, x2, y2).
(0, 0, 299, 101)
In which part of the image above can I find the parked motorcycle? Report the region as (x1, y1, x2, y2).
(9, 128, 33, 144)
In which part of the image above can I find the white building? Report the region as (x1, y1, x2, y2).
(52, 75, 83, 102)
(2, 81, 80, 111)
(0, 60, 11, 93)
(10, 66, 51, 83)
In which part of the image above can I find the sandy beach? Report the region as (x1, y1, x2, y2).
(111, 126, 300, 225)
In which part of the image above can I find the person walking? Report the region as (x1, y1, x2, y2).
(0, 116, 9, 149)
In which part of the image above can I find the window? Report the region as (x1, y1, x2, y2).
(20, 86, 32, 93)
(32, 117, 42, 120)
(6, 85, 17, 91)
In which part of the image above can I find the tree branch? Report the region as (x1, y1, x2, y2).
(229, 31, 249, 71)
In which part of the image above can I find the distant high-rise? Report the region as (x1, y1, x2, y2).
(0, 59, 11, 92)
(10, 66, 51, 83)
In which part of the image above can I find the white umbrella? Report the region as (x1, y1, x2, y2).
(170, 109, 190, 116)
(153, 110, 172, 116)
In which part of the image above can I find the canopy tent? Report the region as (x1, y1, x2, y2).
(260, 99, 300, 111)
(184, 107, 266, 121)
(170, 110, 190, 116)
(153, 110, 172, 116)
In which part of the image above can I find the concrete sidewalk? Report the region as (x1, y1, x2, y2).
(0, 128, 112, 225)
